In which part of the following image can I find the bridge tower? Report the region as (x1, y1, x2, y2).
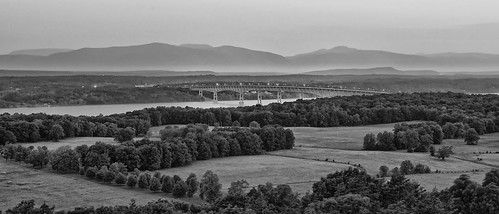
(257, 91, 262, 105)
(277, 91, 282, 103)
(239, 92, 244, 106)
(213, 91, 218, 103)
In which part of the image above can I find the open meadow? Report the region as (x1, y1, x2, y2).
(154, 155, 349, 194)
(289, 121, 424, 150)
(0, 160, 199, 211)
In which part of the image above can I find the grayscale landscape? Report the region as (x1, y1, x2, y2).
(1, 0, 499, 213)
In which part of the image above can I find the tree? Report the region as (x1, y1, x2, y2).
(400, 160, 414, 175)
(50, 146, 80, 173)
(137, 145, 161, 170)
(437, 146, 453, 161)
(49, 124, 65, 142)
(483, 169, 499, 187)
(442, 122, 458, 139)
(186, 173, 199, 198)
(138, 173, 150, 188)
(232, 121, 241, 127)
(115, 172, 127, 185)
(25, 146, 49, 168)
(96, 166, 109, 180)
(114, 127, 135, 142)
(377, 131, 396, 151)
(85, 167, 97, 178)
(249, 121, 260, 128)
(464, 128, 480, 145)
(429, 145, 436, 156)
(0, 127, 17, 146)
(172, 180, 188, 198)
(115, 146, 141, 171)
(379, 165, 389, 177)
(126, 175, 138, 188)
(103, 170, 116, 183)
(161, 175, 174, 193)
(200, 170, 222, 203)
(363, 133, 377, 150)
(149, 177, 161, 192)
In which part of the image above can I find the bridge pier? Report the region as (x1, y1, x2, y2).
(213, 92, 218, 103)
(277, 91, 282, 103)
(298, 93, 303, 99)
(239, 92, 244, 106)
(198, 90, 203, 97)
(257, 91, 262, 105)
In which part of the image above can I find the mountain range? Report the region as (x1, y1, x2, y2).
(2, 43, 499, 73)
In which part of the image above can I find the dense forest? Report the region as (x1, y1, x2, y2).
(1, 92, 498, 145)
(4, 167, 499, 213)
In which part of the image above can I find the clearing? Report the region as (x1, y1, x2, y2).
(289, 121, 424, 150)
(155, 155, 348, 194)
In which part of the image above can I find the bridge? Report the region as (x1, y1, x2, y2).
(188, 84, 389, 106)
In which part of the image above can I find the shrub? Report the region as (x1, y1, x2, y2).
(186, 173, 199, 198)
(127, 175, 138, 188)
(103, 170, 116, 183)
(138, 173, 150, 188)
(161, 175, 174, 193)
(149, 177, 161, 192)
(95, 166, 109, 180)
(172, 180, 188, 198)
(115, 172, 127, 185)
(85, 167, 97, 179)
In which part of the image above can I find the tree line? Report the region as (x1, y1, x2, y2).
(1, 124, 294, 172)
(5, 168, 499, 214)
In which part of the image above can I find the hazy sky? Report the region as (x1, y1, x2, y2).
(2, 0, 499, 55)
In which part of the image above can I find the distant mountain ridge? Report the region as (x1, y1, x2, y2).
(305, 67, 439, 76)
(9, 48, 72, 56)
(3, 43, 499, 72)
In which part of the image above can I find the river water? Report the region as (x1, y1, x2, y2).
(0, 98, 301, 116)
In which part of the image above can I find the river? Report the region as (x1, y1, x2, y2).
(0, 98, 302, 116)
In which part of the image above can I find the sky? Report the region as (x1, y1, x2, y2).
(1, 0, 499, 55)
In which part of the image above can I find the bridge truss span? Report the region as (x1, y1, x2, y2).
(189, 85, 388, 106)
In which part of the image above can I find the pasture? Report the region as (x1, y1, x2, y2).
(155, 155, 348, 194)
(14, 137, 117, 150)
(0, 161, 198, 211)
(289, 121, 424, 150)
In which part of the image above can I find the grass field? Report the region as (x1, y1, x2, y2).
(155, 155, 348, 194)
(289, 121, 424, 150)
(407, 171, 487, 191)
(15, 137, 118, 150)
(0, 160, 198, 211)
(269, 147, 491, 175)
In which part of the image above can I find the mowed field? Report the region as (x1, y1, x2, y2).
(289, 121, 424, 150)
(0, 161, 199, 211)
(155, 155, 348, 194)
(16, 137, 117, 150)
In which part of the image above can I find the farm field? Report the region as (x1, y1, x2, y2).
(289, 121, 424, 150)
(14, 137, 117, 150)
(406, 171, 487, 191)
(269, 147, 491, 176)
(0, 161, 198, 211)
(155, 155, 348, 194)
